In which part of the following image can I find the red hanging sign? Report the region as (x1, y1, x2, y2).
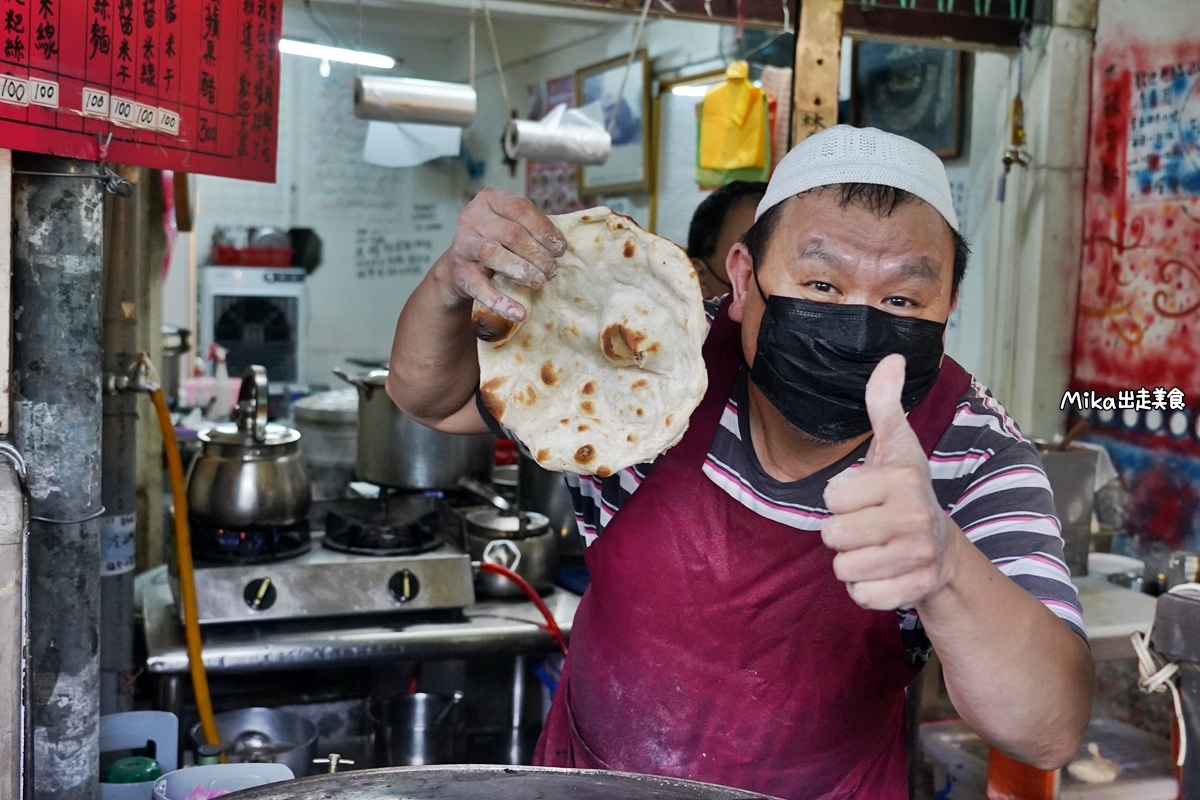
(0, 0, 280, 182)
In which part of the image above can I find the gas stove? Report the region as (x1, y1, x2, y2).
(179, 495, 475, 625)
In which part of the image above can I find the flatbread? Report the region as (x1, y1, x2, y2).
(474, 207, 708, 476)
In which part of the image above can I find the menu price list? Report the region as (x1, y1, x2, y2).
(0, 0, 279, 182)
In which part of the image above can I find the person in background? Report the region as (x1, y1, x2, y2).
(686, 180, 767, 299)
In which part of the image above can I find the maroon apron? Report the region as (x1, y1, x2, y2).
(535, 300, 972, 800)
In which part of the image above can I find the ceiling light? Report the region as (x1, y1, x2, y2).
(278, 39, 396, 70)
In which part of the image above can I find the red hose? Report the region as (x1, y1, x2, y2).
(478, 562, 568, 656)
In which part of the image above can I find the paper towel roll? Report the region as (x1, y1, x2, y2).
(503, 106, 612, 165)
(354, 76, 477, 127)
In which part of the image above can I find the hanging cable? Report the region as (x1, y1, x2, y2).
(469, 0, 477, 90)
(304, 0, 345, 49)
(607, 0, 654, 135)
(479, 0, 513, 115)
(354, 0, 363, 81)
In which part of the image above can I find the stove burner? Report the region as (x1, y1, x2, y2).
(190, 520, 312, 565)
(322, 509, 444, 556)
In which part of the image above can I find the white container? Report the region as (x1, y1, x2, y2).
(1088, 552, 1146, 576)
(920, 717, 1178, 800)
(152, 763, 293, 800)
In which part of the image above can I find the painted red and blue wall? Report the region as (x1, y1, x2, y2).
(1072, 13, 1200, 550)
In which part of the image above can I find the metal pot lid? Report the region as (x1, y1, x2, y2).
(222, 765, 781, 800)
(200, 421, 301, 447)
(363, 368, 389, 387)
(293, 389, 359, 424)
(465, 507, 549, 536)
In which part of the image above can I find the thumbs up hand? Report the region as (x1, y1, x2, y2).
(821, 354, 959, 610)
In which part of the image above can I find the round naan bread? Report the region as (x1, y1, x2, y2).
(473, 207, 708, 476)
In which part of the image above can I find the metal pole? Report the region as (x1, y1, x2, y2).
(12, 154, 104, 800)
(99, 167, 141, 715)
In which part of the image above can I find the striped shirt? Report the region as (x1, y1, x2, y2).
(480, 300, 1086, 665)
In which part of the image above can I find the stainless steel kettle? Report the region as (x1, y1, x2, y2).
(187, 366, 312, 528)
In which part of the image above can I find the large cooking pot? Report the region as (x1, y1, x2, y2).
(334, 367, 494, 490)
(219, 765, 781, 799)
(188, 366, 312, 527)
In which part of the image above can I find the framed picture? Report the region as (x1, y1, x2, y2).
(851, 41, 965, 158)
(576, 50, 651, 196)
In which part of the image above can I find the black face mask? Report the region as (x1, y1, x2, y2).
(749, 283, 947, 443)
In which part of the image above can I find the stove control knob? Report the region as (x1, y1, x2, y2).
(243, 578, 277, 611)
(388, 569, 420, 604)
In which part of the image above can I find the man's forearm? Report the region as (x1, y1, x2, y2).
(387, 257, 479, 424)
(916, 522, 1093, 770)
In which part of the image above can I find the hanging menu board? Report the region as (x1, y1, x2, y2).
(0, 0, 280, 182)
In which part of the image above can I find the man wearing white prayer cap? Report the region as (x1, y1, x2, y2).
(386, 125, 1092, 799)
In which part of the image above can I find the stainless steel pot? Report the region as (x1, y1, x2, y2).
(463, 507, 558, 597)
(188, 366, 312, 527)
(189, 707, 319, 778)
(368, 691, 466, 766)
(1038, 448, 1099, 577)
(518, 452, 583, 557)
(218, 765, 782, 799)
(292, 388, 358, 500)
(161, 324, 190, 408)
(334, 367, 494, 490)
(1166, 551, 1200, 591)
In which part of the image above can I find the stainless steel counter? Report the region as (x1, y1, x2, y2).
(140, 569, 1143, 673)
(140, 573, 580, 674)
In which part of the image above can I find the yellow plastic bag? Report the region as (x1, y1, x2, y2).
(699, 61, 767, 171)
(695, 95, 772, 189)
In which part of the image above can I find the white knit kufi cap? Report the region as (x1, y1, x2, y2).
(756, 125, 958, 231)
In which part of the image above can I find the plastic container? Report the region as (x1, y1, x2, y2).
(211, 245, 294, 267)
(100, 711, 179, 800)
(152, 763, 293, 800)
(920, 717, 1178, 800)
(179, 377, 242, 415)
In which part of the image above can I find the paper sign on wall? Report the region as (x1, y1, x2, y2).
(0, 0, 280, 182)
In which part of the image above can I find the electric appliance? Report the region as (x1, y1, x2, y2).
(199, 266, 308, 385)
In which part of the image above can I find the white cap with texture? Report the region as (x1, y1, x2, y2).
(756, 125, 958, 231)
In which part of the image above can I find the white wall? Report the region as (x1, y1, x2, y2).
(941, 50, 1017, 378)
